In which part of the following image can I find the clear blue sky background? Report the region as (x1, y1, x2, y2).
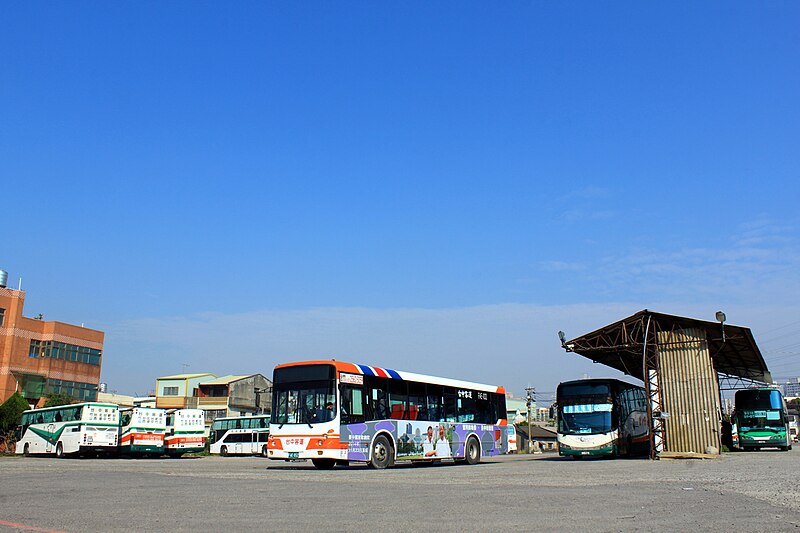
(2, 3, 799, 399)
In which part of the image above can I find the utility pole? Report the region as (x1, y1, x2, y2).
(525, 386, 536, 453)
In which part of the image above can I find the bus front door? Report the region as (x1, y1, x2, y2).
(45, 424, 55, 453)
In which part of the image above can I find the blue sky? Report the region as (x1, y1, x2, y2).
(2, 3, 799, 399)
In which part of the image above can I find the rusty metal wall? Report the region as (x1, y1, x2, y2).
(657, 327, 721, 454)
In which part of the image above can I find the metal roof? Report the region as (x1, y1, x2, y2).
(198, 375, 254, 386)
(562, 309, 771, 384)
(157, 373, 217, 380)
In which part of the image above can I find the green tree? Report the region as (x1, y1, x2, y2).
(43, 393, 77, 408)
(0, 393, 29, 433)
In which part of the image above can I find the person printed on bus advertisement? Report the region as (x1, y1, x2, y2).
(423, 425, 437, 457)
(435, 424, 451, 457)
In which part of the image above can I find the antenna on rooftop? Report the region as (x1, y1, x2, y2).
(182, 363, 190, 373)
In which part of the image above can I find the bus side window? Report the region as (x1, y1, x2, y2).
(426, 384, 443, 422)
(369, 377, 389, 420)
(388, 380, 407, 420)
(340, 385, 365, 425)
(407, 382, 426, 421)
(443, 389, 457, 422)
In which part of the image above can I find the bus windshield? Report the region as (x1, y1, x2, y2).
(739, 409, 784, 429)
(735, 389, 785, 429)
(272, 364, 337, 425)
(273, 381, 336, 424)
(558, 404, 613, 435)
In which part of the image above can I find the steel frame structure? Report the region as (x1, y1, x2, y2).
(560, 310, 770, 460)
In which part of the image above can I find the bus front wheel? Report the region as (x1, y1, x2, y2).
(220, 446, 229, 457)
(23, 443, 30, 456)
(55, 443, 64, 458)
(369, 435, 393, 469)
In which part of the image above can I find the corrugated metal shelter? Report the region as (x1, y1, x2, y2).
(560, 310, 771, 458)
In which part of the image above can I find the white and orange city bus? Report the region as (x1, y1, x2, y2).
(164, 409, 206, 457)
(267, 360, 508, 469)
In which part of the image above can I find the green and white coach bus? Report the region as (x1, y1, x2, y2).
(15, 403, 120, 457)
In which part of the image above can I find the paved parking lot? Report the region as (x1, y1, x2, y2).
(1, 450, 799, 532)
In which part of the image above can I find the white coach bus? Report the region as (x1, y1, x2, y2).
(209, 415, 270, 456)
(15, 403, 120, 457)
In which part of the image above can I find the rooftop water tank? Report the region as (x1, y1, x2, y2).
(0, 270, 7, 288)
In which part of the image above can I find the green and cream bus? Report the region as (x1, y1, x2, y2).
(15, 403, 119, 457)
(165, 409, 206, 457)
(118, 407, 167, 455)
(556, 378, 649, 458)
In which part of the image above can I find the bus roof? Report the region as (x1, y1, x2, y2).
(211, 414, 270, 421)
(22, 402, 118, 414)
(274, 359, 506, 395)
(558, 377, 643, 388)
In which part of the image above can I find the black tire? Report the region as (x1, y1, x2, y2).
(23, 443, 30, 457)
(464, 437, 480, 465)
(312, 459, 336, 470)
(55, 442, 64, 458)
(261, 445, 268, 457)
(779, 446, 789, 451)
(220, 446, 229, 457)
(369, 434, 393, 469)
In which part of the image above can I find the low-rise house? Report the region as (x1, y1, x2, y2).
(155, 373, 217, 409)
(197, 374, 272, 423)
(515, 425, 558, 453)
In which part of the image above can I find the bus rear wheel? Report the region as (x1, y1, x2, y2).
(312, 459, 336, 470)
(464, 437, 481, 465)
(55, 443, 64, 458)
(369, 435, 393, 469)
(261, 445, 268, 457)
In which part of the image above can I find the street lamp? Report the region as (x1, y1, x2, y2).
(716, 311, 726, 343)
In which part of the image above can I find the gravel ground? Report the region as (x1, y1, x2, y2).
(1, 450, 799, 532)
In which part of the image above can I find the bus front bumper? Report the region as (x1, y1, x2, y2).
(267, 436, 348, 461)
(558, 443, 617, 457)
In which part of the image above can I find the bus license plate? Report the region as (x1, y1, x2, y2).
(288, 452, 299, 459)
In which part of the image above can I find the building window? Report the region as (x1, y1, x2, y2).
(28, 340, 102, 365)
(205, 409, 227, 423)
(0, 308, 5, 327)
(162, 386, 179, 396)
(45, 379, 97, 401)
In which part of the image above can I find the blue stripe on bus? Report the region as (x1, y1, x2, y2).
(358, 365, 375, 376)
(385, 368, 401, 380)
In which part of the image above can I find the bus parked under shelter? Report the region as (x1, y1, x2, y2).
(556, 378, 649, 458)
(732, 387, 792, 451)
(267, 360, 508, 469)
